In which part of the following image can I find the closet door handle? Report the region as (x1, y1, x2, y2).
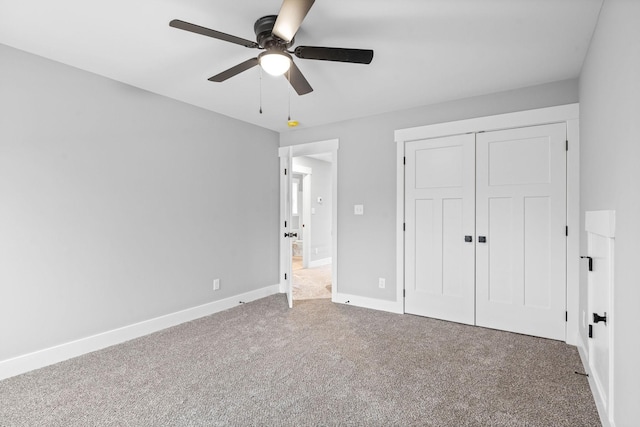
(464, 235, 473, 242)
(478, 236, 487, 243)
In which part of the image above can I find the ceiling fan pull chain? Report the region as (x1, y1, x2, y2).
(259, 67, 263, 114)
(287, 68, 291, 121)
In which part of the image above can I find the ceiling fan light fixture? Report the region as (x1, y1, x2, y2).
(259, 51, 292, 76)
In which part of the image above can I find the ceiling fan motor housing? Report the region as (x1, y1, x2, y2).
(254, 15, 293, 50)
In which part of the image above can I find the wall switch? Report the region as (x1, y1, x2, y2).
(354, 204, 364, 215)
(213, 279, 220, 291)
(378, 277, 386, 289)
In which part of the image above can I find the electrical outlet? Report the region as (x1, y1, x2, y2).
(213, 279, 220, 291)
(378, 277, 386, 289)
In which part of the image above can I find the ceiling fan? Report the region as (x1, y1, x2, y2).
(169, 0, 374, 95)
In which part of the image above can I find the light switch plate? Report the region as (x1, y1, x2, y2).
(354, 204, 364, 215)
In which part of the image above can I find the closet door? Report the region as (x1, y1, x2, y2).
(405, 134, 476, 324)
(475, 123, 567, 340)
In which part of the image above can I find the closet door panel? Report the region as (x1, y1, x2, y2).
(476, 123, 566, 341)
(405, 134, 475, 325)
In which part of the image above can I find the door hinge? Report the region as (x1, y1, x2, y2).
(284, 168, 287, 175)
(285, 273, 287, 280)
(284, 221, 287, 228)
(403, 289, 406, 298)
(565, 311, 568, 322)
(566, 226, 568, 236)
(403, 222, 406, 231)
(403, 156, 406, 165)
(588, 324, 593, 338)
(566, 140, 569, 151)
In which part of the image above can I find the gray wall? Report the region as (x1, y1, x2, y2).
(293, 156, 332, 262)
(579, 0, 640, 424)
(280, 79, 579, 301)
(0, 44, 280, 361)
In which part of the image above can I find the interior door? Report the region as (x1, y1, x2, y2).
(476, 123, 567, 340)
(279, 148, 293, 308)
(405, 133, 476, 324)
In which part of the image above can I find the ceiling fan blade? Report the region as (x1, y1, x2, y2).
(273, 0, 315, 43)
(294, 46, 374, 64)
(170, 19, 259, 49)
(208, 58, 260, 82)
(285, 62, 313, 95)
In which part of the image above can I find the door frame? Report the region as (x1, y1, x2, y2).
(292, 165, 312, 268)
(395, 103, 580, 345)
(279, 139, 339, 302)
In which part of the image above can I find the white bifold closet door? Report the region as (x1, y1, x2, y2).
(405, 123, 567, 341)
(405, 133, 476, 325)
(475, 123, 567, 341)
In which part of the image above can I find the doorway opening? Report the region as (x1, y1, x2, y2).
(292, 154, 332, 300)
(279, 139, 338, 308)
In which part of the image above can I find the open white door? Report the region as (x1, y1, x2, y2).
(279, 147, 293, 308)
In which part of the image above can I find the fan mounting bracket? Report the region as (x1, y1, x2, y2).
(254, 15, 293, 50)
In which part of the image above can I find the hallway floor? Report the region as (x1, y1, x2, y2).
(292, 256, 332, 300)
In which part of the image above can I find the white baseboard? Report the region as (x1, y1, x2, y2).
(332, 292, 403, 314)
(0, 284, 280, 381)
(309, 257, 332, 268)
(577, 334, 614, 427)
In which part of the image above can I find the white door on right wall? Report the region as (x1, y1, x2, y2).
(475, 123, 567, 340)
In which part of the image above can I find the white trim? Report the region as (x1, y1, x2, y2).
(566, 116, 580, 346)
(395, 139, 405, 312)
(333, 292, 404, 314)
(585, 210, 616, 238)
(301, 173, 312, 268)
(309, 257, 332, 268)
(577, 334, 614, 427)
(0, 284, 280, 381)
(292, 165, 312, 175)
(280, 139, 339, 157)
(395, 103, 580, 345)
(395, 104, 580, 142)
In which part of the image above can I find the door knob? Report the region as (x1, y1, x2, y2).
(478, 236, 487, 243)
(593, 312, 607, 325)
(464, 235, 473, 242)
(284, 232, 298, 238)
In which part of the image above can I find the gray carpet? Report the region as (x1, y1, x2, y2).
(0, 295, 600, 426)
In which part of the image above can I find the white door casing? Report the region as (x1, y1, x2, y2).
(475, 123, 567, 340)
(405, 133, 476, 324)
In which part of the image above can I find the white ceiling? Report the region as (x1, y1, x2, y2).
(0, 0, 602, 133)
